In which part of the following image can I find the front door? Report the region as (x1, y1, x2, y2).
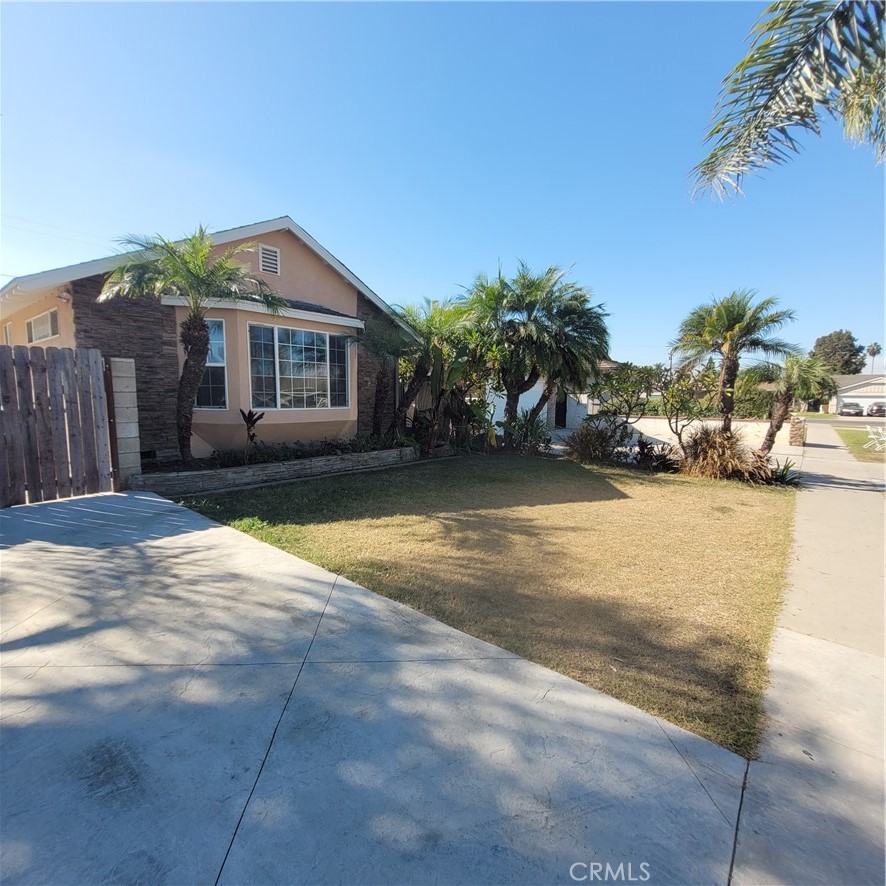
(555, 394, 567, 428)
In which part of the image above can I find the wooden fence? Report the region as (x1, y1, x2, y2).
(0, 346, 117, 507)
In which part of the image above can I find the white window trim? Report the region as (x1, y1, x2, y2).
(248, 322, 351, 411)
(159, 296, 363, 330)
(258, 243, 281, 276)
(195, 318, 228, 410)
(3, 322, 11, 346)
(26, 309, 59, 343)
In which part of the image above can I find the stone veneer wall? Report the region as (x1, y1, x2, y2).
(71, 274, 180, 458)
(355, 295, 399, 436)
(129, 446, 418, 497)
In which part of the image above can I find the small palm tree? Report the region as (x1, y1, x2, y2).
(467, 263, 609, 444)
(758, 354, 836, 455)
(866, 341, 882, 373)
(100, 227, 287, 462)
(693, 1, 884, 198)
(671, 290, 798, 432)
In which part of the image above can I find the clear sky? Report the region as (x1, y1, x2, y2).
(1, 1, 883, 370)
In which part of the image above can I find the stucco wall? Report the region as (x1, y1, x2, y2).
(0, 288, 76, 349)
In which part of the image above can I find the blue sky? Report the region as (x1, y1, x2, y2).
(1, 2, 883, 370)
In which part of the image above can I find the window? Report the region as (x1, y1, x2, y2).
(249, 323, 350, 410)
(26, 309, 58, 343)
(3, 323, 11, 346)
(258, 244, 281, 276)
(195, 319, 227, 408)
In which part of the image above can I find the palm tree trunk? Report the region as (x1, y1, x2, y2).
(392, 357, 429, 435)
(719, 355, 740, 433)
(177, 316, 210, 463)
(759, 391, 792, 457)
(502, 366, 541, 445)
(526, 378, 556, 427)
(373, 364, 392, 438)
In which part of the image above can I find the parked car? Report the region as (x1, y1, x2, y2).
(867, 402, 886, 417)
(838, 402, 865, 416)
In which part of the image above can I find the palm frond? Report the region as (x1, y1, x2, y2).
(693, 0, 885, 198)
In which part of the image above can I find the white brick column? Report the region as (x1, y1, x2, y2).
(109, 358, 142, 487)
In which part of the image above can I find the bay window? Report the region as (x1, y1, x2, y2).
(249, 324, 350, 410)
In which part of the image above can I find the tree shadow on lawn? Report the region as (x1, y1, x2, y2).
(189, 454, 636, 530)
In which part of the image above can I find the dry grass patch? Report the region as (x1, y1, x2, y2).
(187, 455, 795, 757)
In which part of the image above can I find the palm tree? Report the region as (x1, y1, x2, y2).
(758, 354, 836, 455)
(467, 263, 609, 444)
(693, 1, 884, 198)
(866, 341, 882, 373)
(671, 290, 798, 432)
(392, 299, 471, 435)
(357, 318, 416, 437)
(100, 227, 287, 462)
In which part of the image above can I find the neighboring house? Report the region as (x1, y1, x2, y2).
(489, 360, 621, 430)
(0, 216, 413, 460)
(825, 374, 886, 415)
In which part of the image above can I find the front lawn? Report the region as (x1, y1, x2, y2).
(187, 456, 795, 757)
(835, 428, 886, 463)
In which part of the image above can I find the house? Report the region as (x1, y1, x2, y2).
(825, 374, 886, 415)
(0, 217, 413, 460)
(489, 360, 621, 431)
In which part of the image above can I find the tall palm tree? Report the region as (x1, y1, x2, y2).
(759, 354, 836, 455)
(467, 263, 609, 443)
(693, 1, 884, 198)
(671, 290, 798, 432)
(866, 341, 882, 373)
(100, 227, 287, 462)
(392, 299, 471, 435)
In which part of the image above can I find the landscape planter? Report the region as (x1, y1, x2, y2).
(129, 446, 419, 497)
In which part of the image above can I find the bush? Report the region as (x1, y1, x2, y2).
(681, 426, 801, 486)
(565, 416, 633, 464)
(634, 436, 680, 473)
(681, 426, 752, 480)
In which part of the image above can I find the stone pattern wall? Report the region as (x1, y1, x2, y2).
(129, 446, 418, 497)
(72, 275, 180, 458)
(355, 295, 399, 435)
(789, 415, 807, 447)
(108, 358, 142, 488)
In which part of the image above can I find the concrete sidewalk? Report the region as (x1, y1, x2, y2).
(1, 493, 743, 885)
(733, 422, 886, 885)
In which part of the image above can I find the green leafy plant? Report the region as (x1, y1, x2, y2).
(634, 436, 680, 473)
(239, 408, 265, 464)
(565, 415, 634, 465)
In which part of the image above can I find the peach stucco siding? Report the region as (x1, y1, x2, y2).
(0, 288, 76, 349)
(213, 229, 360, 317)
(178, 305, 359, 454)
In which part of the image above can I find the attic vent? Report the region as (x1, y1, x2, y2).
(258, 244, 281, 276)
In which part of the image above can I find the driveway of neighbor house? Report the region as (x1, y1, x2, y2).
(1, 493, 746, 886)
(732, 421, 885, 885)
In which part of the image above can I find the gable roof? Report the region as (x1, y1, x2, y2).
(832, 374, 886, 393)
(0, 216, 418, 339)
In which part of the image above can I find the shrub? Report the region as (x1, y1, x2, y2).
(565, 416, 633, 464)
(681, 426, 752, 480)
(634, 436, 680, 473)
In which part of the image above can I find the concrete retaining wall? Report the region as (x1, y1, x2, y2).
(129, 446, 419, 497)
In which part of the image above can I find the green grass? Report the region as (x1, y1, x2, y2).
(835, 428, 886, 463)
(185, 455, 795, 757)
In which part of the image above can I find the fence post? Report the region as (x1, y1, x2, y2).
(109, 358, 141, 488)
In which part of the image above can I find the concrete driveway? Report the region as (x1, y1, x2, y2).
(0, 493, 745, 885)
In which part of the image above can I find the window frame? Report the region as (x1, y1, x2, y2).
(3, 322, 11, 346)
(194, 318, 228, 410)
(25, 309, 59, 344)
(248, 322, 350, 411)
(258, 243, 281, 276)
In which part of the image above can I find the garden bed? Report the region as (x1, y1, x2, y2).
(130, 446, 419, 497)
